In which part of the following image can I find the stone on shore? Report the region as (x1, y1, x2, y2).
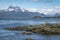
(21, 31, 33, 35)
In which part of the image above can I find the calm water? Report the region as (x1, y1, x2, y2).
(0, 18, 60, 40)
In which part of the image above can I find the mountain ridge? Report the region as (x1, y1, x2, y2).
(0, 6, 60, 19)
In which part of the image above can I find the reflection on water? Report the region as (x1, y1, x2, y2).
(0, 30, 60, 40)
(0, 18, 60, 40)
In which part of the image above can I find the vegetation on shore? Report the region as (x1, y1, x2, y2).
(4, 23, 60, 35)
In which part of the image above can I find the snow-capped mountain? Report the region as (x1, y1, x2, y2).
(0, 6, 60, 20)
(53, 13, 60, 18)
(6, 6, 22, 12)
(0, 6, 46, 19)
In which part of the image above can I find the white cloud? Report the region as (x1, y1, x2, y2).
(53, 6, 60, 13)
(39, 6, 60, 15)
(26, 8, 37, 12)
(8, 9, 14, 11)
(21, 8, 25, 12)
(41, 9, 54, 15)
(24, 6, 60, 14)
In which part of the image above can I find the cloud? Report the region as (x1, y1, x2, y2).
(26, 8, 37, 12)
(39, 9, 53, 14)
(54, 6, 60, 13)
(39, 6, 60, 15)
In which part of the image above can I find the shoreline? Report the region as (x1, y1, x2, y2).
(4, 23, 60, 35)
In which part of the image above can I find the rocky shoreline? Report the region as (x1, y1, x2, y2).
(4, 23, 60, 35)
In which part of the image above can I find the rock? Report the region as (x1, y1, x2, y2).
(21, 31, 33, 35)
(4, 23, 60, 35)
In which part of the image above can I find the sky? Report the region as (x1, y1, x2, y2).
(0, 0, 60, 14)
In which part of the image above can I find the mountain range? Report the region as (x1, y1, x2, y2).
(0, 6, 60, 19)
